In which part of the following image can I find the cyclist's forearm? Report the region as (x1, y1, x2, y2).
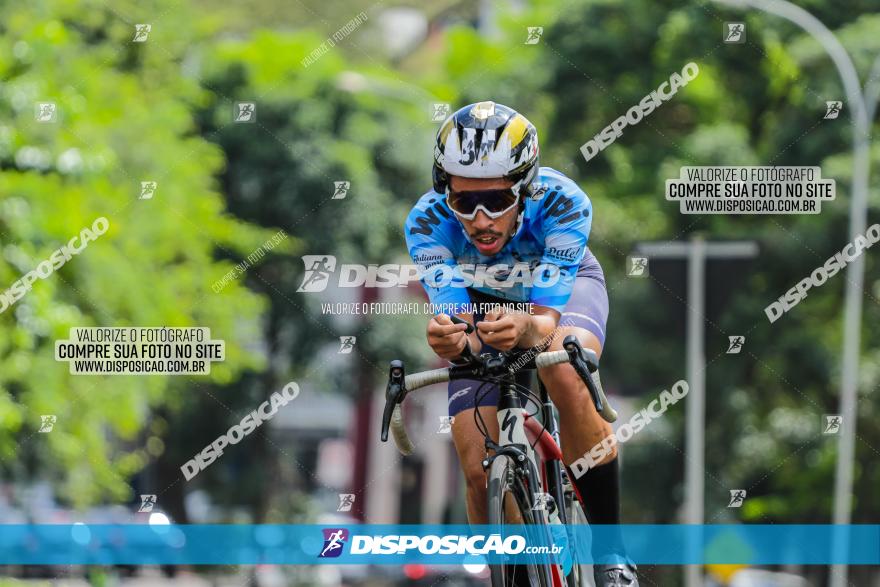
(517, 313, 558, 348)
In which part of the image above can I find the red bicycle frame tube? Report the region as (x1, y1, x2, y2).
(523, 411, 587, 509)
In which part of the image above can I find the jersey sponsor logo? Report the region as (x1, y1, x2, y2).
(544, 246, 582, 263)
(412, 253, 443, 266)
(542, 189, 585, 225)
(409, 200, 451, 236)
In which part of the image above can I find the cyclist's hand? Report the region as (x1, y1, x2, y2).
(427, 314, 470, 360)
(477, 306, 527, 351)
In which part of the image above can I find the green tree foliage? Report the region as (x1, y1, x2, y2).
(196, 29, 437, 374)
(519, 0, 880, 533)
(155, 29, 439, 521)
(0, 0, 274, 507)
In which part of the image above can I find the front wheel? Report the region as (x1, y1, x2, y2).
(487, 455, 554, 587)
(564, 487, 590, 587)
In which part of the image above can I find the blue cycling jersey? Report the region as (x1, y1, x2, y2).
(405, 167, 598, 314)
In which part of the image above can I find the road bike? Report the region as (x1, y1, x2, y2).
(380, 318, 618, 587)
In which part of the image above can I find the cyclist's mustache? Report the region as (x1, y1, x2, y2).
(470, 230, 503, 240)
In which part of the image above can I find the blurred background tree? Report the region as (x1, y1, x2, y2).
(0, 0, 877, 583)
(0, 0, 274, 507)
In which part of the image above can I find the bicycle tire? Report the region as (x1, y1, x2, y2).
(564, 489, 590, 587)
(487, 455, 554, 587)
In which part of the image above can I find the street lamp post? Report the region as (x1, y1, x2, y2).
(711, 3, 873, 584)
(636, 238, 759, 587)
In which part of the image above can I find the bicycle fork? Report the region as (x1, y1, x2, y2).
(490, 378, 542, 485)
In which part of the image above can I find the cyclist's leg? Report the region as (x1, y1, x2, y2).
(537, 274, 613, 468)
(537, 275, 638, 584)
(450, 389, 532, 586)
(450, 404, 498, 524)
(448, 288, 516, 525)
(448, 379, 526, 525)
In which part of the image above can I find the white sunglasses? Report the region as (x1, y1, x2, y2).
(445, 187, 521, 220)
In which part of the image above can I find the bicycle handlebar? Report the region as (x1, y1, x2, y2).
(381, 334, 618, 455)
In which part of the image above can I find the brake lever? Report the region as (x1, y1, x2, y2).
(381, 360, 406, 442)
(562, 335, 618, 422)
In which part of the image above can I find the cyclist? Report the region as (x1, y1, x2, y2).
(405, 102, 638, 586)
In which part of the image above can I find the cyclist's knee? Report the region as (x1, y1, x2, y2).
(540, 326, 604, 403)
(548, 326, 602, 358)
(540, 362, 587, 406)
(462, 461, 488, 496)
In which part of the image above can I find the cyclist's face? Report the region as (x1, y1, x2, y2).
(448, 175, 519, 256)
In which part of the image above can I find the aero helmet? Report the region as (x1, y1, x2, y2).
(432, 101, 540, 198)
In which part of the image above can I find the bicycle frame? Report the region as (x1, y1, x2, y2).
(487, 374, 579, 519)
(380, 332, 618, 586)
(487, 373, 582, 587)
(534, 379, 574, 521)
(493, 371, 543, 484)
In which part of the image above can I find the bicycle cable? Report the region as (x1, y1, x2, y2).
(491, 375, 550, 451)
(469, 375, 549, 451)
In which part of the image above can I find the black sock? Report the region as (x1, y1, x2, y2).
(571, 457, 627, 561)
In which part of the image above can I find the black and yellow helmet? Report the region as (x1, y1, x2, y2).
(432, 101, 540, 198)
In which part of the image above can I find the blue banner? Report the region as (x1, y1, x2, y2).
(0, 524, 876, 565)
